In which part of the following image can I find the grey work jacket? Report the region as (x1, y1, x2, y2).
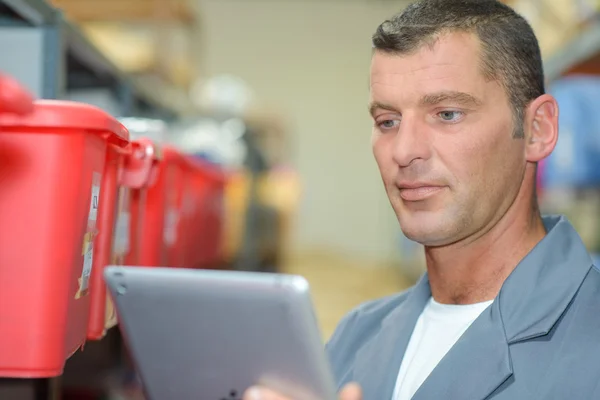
(325, 215, 600, 399)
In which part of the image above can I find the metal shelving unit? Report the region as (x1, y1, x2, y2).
(0, 0, 193, 119)
(1, 0, 56, 25)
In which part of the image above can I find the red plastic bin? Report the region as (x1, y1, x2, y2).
(0, 100, 128, 378)
(135, 145, 189, 268)
(185, 157, 227, 269)
(134, 146, 227, 270)
(85, 135, 129, 341)
(87, 138, 161, 340)
(122, 138, 162, 266)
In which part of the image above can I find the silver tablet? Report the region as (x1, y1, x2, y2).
(104, 266, 337, 400)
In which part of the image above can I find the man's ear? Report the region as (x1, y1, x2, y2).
(523, 94, 559, 162)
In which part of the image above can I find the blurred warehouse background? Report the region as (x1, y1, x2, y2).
(1, 0, 600, 398)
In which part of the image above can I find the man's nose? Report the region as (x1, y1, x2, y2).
(391, 116, 432, 167)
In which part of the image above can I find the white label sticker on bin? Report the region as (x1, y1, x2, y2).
(89, 183, 101, 222)
(164, 209, 179, 246)
(113, 211, 131, 256)
(76, 172, 102, 299)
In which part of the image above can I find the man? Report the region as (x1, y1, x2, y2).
(245, 0, 600, 399)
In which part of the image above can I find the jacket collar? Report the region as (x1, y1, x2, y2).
(499, 215, 593, 343)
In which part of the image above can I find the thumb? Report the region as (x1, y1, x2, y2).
(339, 382, 362, 400)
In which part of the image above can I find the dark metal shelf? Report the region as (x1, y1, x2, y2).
(0, 0, 191, 118)
(1, 0, 57, 26)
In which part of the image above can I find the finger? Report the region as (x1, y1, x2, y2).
(339, 382, 362, 400)
(243, 383, 363, 400)
(243, 385, 289, 400)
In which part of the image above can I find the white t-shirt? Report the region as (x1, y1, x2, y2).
(392, 297, 494, 400)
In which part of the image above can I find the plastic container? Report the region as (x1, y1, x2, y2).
(121, 117, 227, 269)
(85, 136, 129, 341)
(119, 118, 177, 268)
(0, 100, 128, 377)
(122, 138, 162, 266)
(135, 145, 188, 268)
(186, 157, 227, 269)
(86, 138, 162, 340)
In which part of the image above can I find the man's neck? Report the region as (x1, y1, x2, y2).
(424, 204, 547, 305)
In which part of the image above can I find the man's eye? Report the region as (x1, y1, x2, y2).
(438, 111, 463, 121)
(378, 120, 399, 129)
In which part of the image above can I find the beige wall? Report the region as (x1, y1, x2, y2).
(197, 0, 409, 263)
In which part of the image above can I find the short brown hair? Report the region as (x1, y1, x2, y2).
(372, 0, 544, 138)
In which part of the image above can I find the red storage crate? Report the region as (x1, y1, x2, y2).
(122, 138, 162, 266)
(0, 100, 128, 378)
(86, 136, 128, 340)
(138, 145, 188, 268)
(186, 157, 227, 269)
(135, 146, 227, 270)
(87, 138, 161, 340)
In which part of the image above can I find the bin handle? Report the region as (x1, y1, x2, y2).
(0, 73, 34, 115)
(120, 139, 162, 189)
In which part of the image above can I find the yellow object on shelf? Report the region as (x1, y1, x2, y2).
(256, 167, 302, 255)
(222, 169, 253, 262)
(82, 23, 156, 73)
(221, 166, 302, 263)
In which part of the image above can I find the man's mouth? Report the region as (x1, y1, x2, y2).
(396, 182, 445, 201)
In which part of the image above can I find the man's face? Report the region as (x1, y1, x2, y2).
(370, 32, 527, 247)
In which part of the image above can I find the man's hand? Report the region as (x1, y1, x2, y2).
(243, 382, 362, 400)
